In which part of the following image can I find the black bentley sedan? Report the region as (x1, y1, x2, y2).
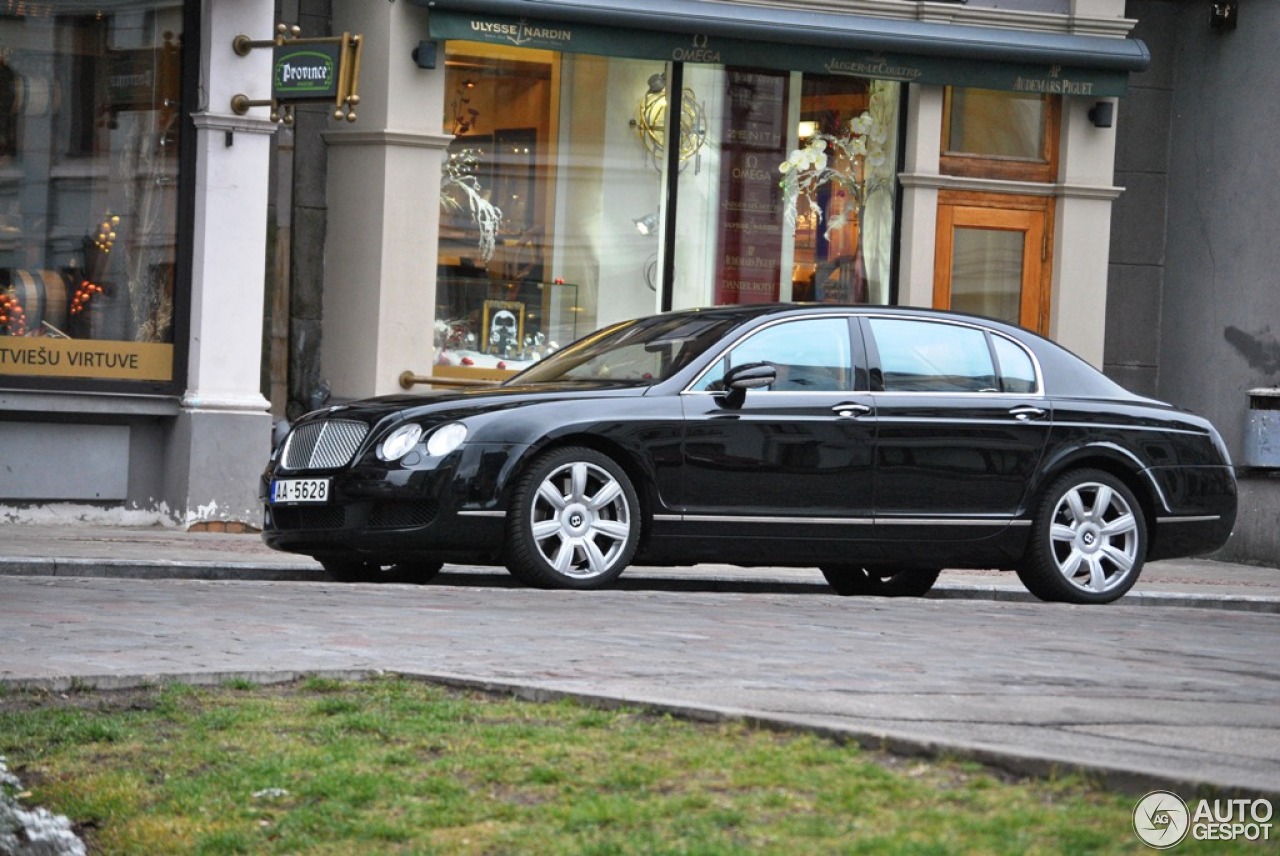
(261, 304, 1236, 603)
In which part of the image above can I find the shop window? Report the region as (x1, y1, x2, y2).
(786, 76, 872, 304)
(941, 88, 1060, 183)
(0, 7, 183, 385)
(436, 52, 556, 378)
(433, 42, 903, 381)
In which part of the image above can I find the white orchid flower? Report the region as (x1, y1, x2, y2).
(849, 112, 875, 137)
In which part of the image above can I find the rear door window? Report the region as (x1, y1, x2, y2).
(991, 334, 1039, 393)
(867, 318, 997, 393)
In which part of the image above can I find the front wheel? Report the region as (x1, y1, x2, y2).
(504, 446, 640, 589)
(321, 559, 443, 584)
(820, 566, 941, 597)
(1016, 469, 1146, 604)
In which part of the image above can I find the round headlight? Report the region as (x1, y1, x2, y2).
(426, 422, 468, 457)
(378, 423, 423, 462)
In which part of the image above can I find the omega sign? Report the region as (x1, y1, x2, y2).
(272, 44, 341, 100)
(673, 34, 721, 64)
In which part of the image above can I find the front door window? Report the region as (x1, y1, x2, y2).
(693, 316, 854, 392)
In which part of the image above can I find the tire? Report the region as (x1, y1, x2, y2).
(321, 559, 443, 585)
(505, 446, 640, 589)
(1016, 469, 1146, 604)
(820, 565, 941, 597)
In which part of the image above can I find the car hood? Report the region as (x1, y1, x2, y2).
(298, 381, 652, 426)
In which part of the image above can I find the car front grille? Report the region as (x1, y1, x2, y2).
(267, 501, 436, 533)
(369, 501, 438, 530)
(269, 505, 347, 531)
(281, 419, 369, 470)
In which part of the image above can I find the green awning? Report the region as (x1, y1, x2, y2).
(418, 0, 1148, 96)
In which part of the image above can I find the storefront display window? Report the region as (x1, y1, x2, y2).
(0, 3, 183, 385)
(435, 42, 902, 378)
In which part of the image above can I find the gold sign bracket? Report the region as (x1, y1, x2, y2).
(230, 23, 362, 125)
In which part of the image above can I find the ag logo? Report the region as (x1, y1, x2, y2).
(1134, 790, 1190, 849)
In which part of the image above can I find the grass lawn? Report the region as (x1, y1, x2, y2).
(0, 675, 1250, 854)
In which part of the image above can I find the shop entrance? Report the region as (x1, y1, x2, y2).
(932, 191, 1053, 334)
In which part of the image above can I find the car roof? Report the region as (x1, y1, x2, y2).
(650, 302, 1027, 339)
(646, 303, 1141, 401)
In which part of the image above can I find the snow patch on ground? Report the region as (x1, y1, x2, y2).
(0, 502, 178, 529)
(0, 757, 85, 856)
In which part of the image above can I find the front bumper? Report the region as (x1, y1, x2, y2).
(260, 442, 523, 564)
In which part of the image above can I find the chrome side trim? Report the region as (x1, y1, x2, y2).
(1052, 422, 1210, 437)
(654, 514, 1024, 527)
(658, 514, 873, 525)
(457, 510, 507, 518)
(877, 518, 1031, 527)
(1155, 515, 1221, 524)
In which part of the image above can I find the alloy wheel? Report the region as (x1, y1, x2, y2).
(506, 446, 640, 588)
(1048, 480, 1140, 595)
(1017, 468, 1147, 604)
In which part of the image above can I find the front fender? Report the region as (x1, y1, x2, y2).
(461, 397, 684, 514)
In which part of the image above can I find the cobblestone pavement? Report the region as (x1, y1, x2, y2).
(2, 523, 1278, 610)
(2, 571, 1277, 798)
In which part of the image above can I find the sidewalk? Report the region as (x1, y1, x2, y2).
(1, 523, 1277, 611)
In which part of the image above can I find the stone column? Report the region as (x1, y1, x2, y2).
(163, 0, 275, 528)
(1050, 96, 1122, 368)
(322, 0, 451, 398)
(897, 84, 944, 310)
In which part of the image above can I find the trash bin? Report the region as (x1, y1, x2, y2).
(1243, 388, 1280, 468)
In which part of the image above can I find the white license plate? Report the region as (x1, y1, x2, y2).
(271, 478, 330, 504)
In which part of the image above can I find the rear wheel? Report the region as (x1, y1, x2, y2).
(820, 566, 941, 597)
(321, 559, 443, 584)
(505, 446, 640, 589)
(1016, 469, 1146, 604)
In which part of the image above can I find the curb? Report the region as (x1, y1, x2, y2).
(3, 558, 1278, 612)
(3, 667, 1274, 802)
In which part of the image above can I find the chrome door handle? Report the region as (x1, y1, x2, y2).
(832, 402, 872, 418)
(1009, 405, 1047, 421)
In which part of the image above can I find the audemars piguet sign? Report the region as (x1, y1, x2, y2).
(273, 44, 341, 101)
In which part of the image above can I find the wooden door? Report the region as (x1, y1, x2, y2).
(934, 192, 1053, 334)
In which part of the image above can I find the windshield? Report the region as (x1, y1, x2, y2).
(509, 313, 740, 386)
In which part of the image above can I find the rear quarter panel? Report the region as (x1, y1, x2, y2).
(1036, 397, 1236, 557)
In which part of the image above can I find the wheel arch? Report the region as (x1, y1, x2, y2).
(499, 432, 659, 543)
(1027, 443, 1161, 552)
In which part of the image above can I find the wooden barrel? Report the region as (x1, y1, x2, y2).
(3, 269, 69, 335)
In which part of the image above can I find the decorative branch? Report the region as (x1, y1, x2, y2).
(441, 149, 503, 263)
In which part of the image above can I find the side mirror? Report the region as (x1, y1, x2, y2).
(720, 362, 775, 408)
(724, 362, 776, 390)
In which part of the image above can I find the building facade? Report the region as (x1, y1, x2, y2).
(0, 0, 275, 528)
(1106, 0, 1280, 563)
(3, 0, 1271, 565)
